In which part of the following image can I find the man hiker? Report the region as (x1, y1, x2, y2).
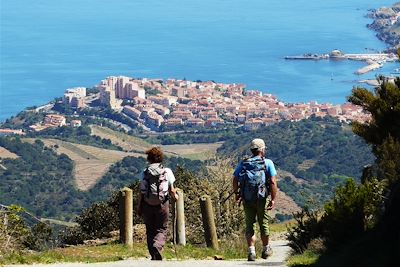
(137, 147, 179, 260)
(232, 138, 278, 261)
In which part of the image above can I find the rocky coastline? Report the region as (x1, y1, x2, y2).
(367, 2, 400, 53)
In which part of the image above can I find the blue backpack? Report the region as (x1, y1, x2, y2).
(238, 157, 269, 203)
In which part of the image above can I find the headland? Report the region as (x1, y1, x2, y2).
(367, 2, 400, 53)
(286, 3, 400, 76)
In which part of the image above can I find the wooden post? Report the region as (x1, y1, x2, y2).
(174, 188, 186, 245)
(200, 194, 219, 250)
(119, 187, 133, 247)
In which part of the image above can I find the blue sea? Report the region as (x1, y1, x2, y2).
(1, 0, 399, 122)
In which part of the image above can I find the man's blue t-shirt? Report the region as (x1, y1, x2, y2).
(233, 156, 277, 184)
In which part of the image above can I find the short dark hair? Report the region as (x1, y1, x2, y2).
(145, 147, 164, 163)
(251, 148, 260, 156)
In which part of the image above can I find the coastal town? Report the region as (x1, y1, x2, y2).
(0, 75, 372, 136)
(98, 76, 372, 130)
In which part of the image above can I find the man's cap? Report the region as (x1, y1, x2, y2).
(250, 138, 265, 151)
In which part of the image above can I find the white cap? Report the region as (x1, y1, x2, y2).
(250, 138, 265, 151)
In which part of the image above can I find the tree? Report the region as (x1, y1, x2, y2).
(348, 76, 400, 150)
(347, 76, 400, 236)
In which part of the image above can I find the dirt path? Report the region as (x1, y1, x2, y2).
(6, 240, 290, 267)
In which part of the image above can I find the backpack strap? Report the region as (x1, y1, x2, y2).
(143, 168, 151, 199)
(262, 157, 272, 193)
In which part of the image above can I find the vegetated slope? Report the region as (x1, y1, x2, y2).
(90, 125, 222, 160)
(0, 136, 206, 220)
(31, 125, 123, 151)
(85, 155, 205, 204)
(0, 137, 84, 220)
(90, 125, 151, 153)
(219, 116, 375, 206)
(272, 190, 301, 216)
(23, 138, 142, 191)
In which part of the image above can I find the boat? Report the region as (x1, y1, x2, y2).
(285, 53, 329, 60)
(391, 67, 400, 74)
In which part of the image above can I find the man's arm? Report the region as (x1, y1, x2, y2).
(232, 175, 242, 204)
(267, 175, 278, 210)
(233, 175, 239, 194)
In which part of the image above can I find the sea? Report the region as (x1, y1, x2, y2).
(1, 0, 399, 122)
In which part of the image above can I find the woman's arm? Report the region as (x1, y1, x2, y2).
(169, 185, 179, 201)
(137, 191, 143, 216)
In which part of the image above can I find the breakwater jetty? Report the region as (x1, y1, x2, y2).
(285, 49, 399, 75)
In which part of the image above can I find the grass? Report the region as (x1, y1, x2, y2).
(286, 231, 400, 267)
(40, 218, 79, 227)
(287, 250, 319, 267)
(162, 143, 222, 160)
(1, 243, 148, 265)
(0, 222, 292, 265)
(270, 220, 295, 233)
(1, 241, 239, 264)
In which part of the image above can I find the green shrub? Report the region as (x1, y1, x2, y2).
(287, 208, 322, 253)
(173, 158, 244, 244)
(322, 178, 383, 247)
(0, 205, 29, 255)
(23, 222, 53, 251)
(59, 227, 89, 246)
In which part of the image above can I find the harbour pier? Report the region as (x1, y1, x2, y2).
(285, 50, 399, 75)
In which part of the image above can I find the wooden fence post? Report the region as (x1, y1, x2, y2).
(119, 187, 133, 248)
(199, 194, 219, 250)
(174, 188, 186, 245)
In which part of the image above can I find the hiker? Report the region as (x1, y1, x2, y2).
(137, 147, 179, 260)
(232, 138, 278, 261)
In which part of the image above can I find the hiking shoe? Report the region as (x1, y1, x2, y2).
(151, 248, 163, 261)
(247, 252, 256, 261)
(261, 245, 273, 259)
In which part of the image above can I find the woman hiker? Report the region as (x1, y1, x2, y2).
(137, 147, 179, 260)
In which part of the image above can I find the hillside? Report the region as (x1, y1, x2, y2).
(90, 125, 222, 160)
(0, 136, 206, 220)
(219, 116, 374, 206)
(0, 146, 19, 159)
(0, 138, 84, 219)
(272, 190, 301, 217)
(24, 138, 141, 190)
(0, 116, 374, 219)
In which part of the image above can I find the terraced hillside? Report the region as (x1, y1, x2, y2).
(0, 146, 19, 159)
(24, 138, 141, 190)
(90, 125, 222, 160)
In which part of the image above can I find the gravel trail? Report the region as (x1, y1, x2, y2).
(7, 240, 290, 267)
